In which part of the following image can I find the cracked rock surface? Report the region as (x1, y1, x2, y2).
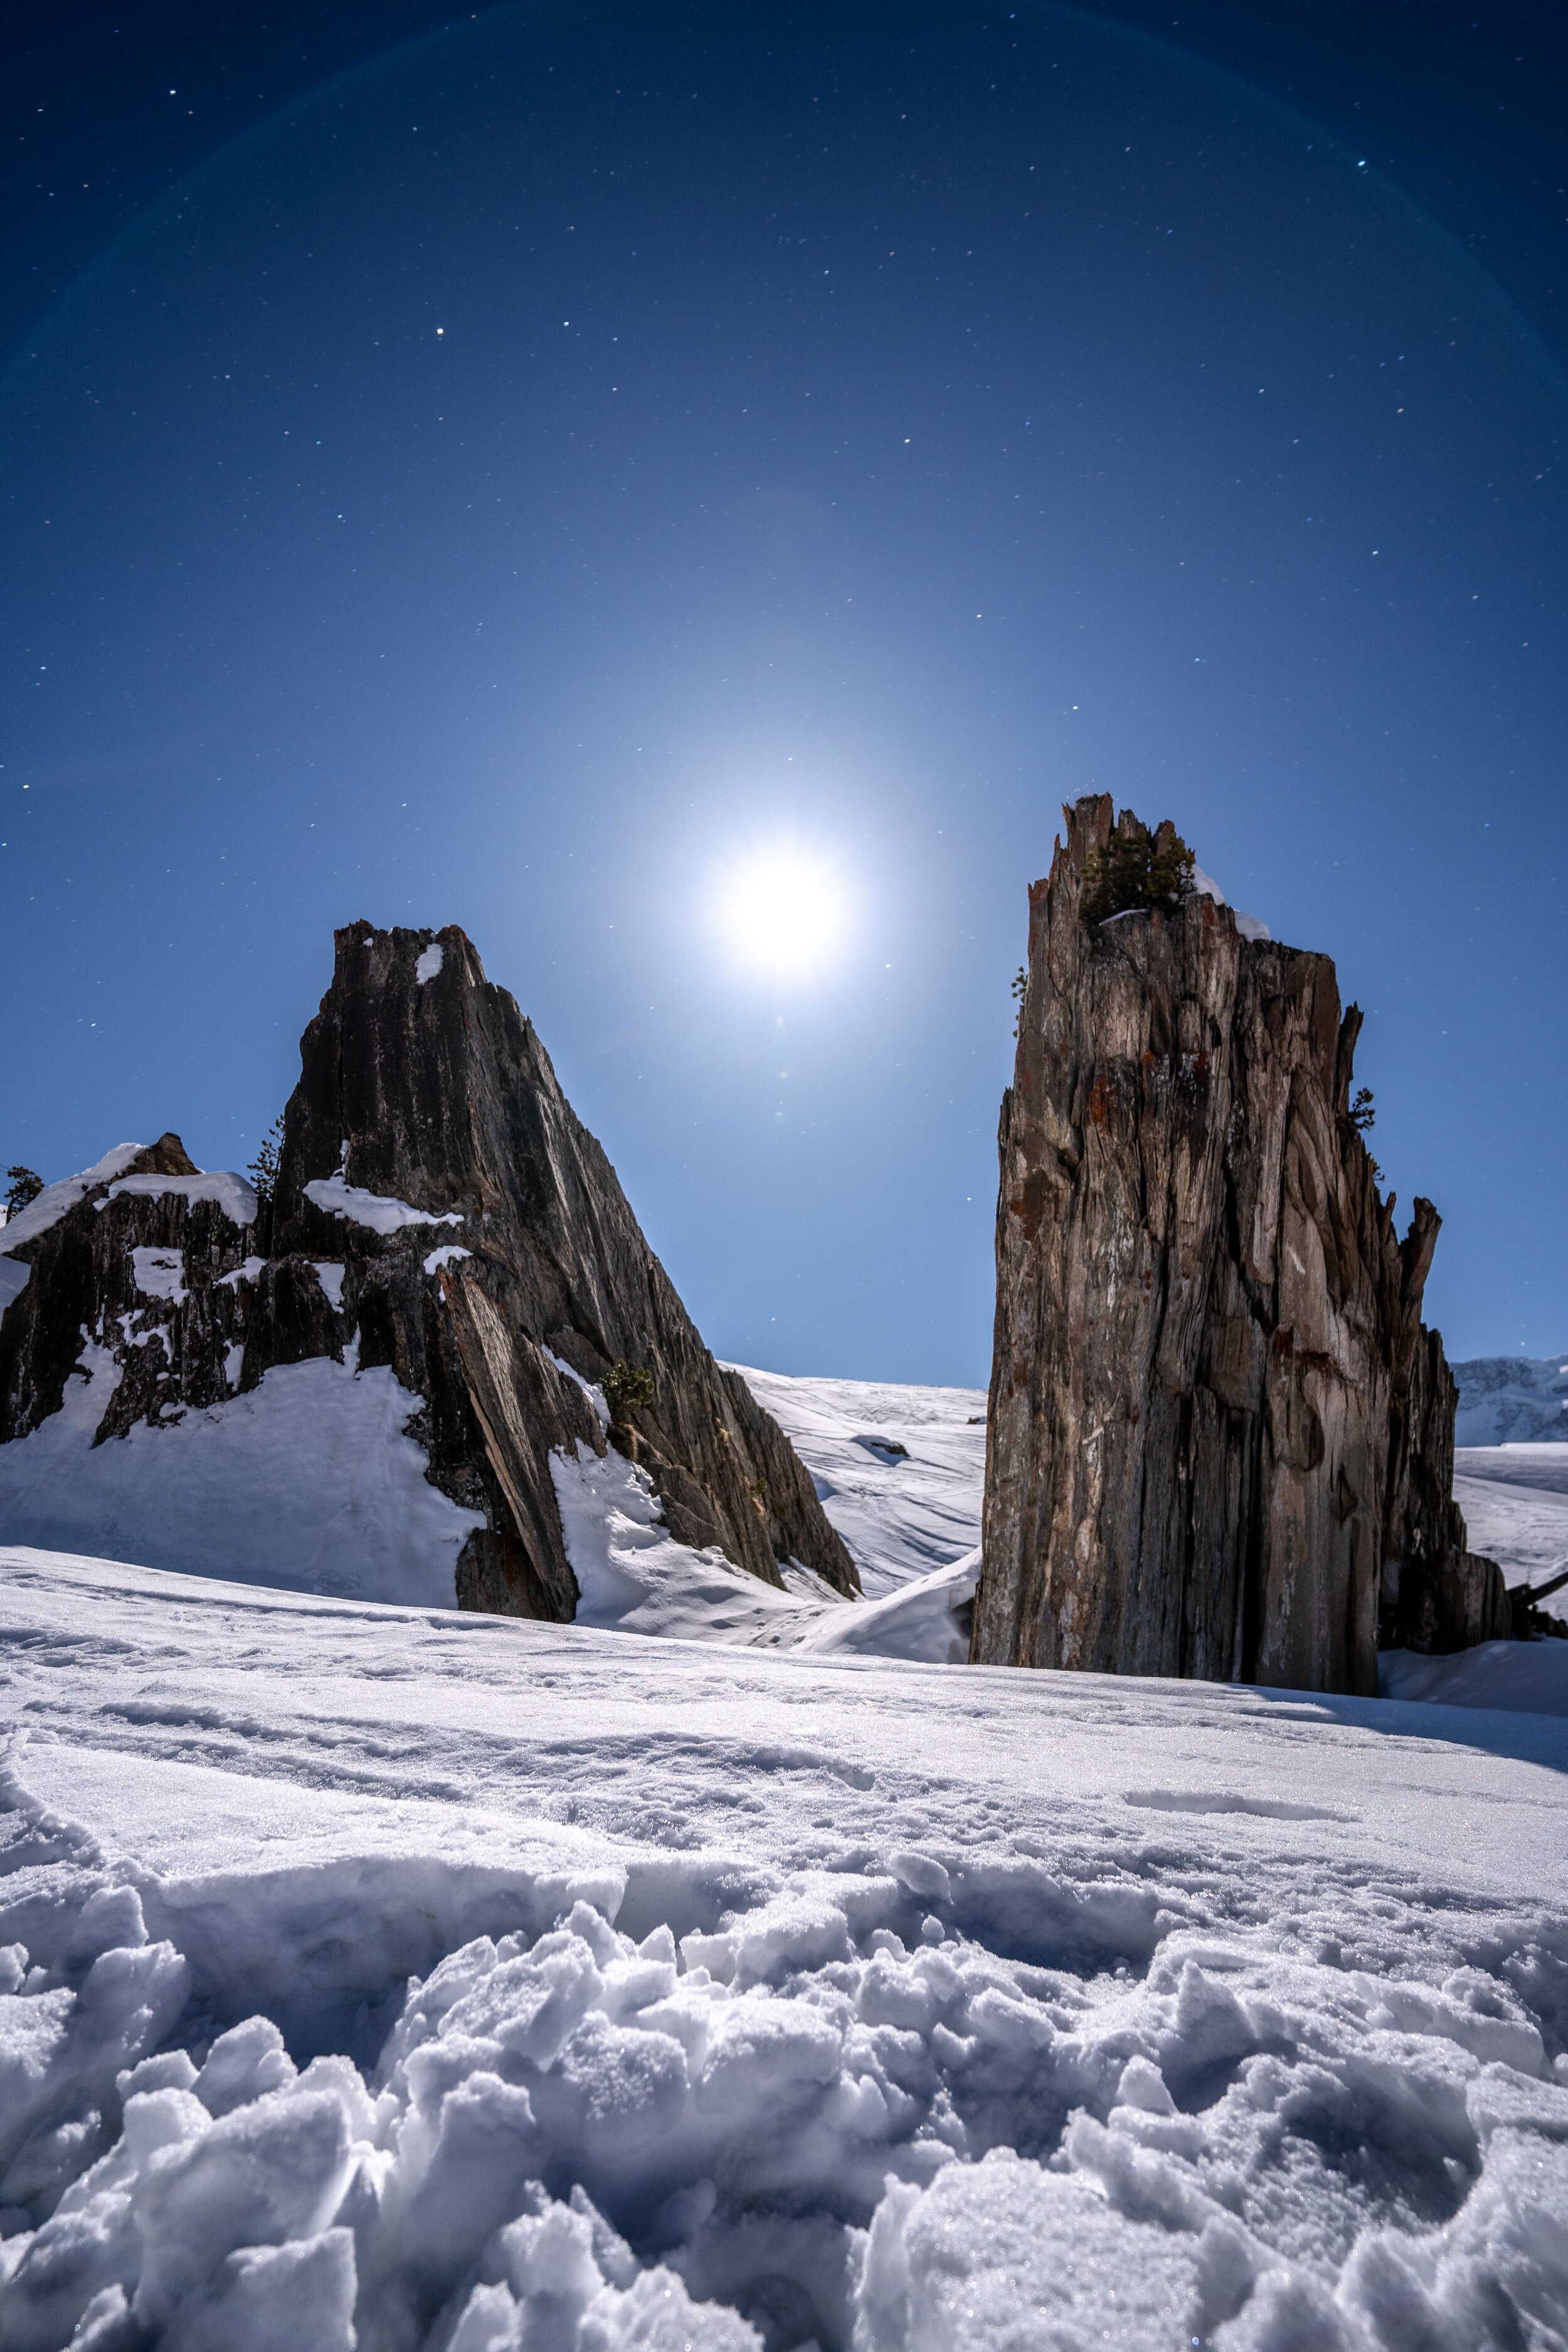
(975, 796, 1505, 1693)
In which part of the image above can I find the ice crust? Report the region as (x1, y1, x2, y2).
(1, 1543, 1566, 2351)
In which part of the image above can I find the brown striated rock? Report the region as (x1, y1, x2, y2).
(973, 795, 1487, 1694)
(0, 923, 858, 1614)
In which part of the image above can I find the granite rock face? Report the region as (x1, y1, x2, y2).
(973, 796, 1500, 1694)
(0, 1135, 264, 1449)
(0, 923, 858, 1615)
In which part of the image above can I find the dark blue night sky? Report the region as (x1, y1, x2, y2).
(3, 1, 1564, 1382)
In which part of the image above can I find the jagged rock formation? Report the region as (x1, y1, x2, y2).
(0, 922, 857, 1615)
(973, 796, 1507, 1695)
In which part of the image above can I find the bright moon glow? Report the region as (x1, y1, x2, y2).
(712, 847, 850, 980)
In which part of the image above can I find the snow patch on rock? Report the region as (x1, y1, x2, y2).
(130, 1246, 188, 1305)
(0, 1144, 147, 1253)
(102, 1170, 259, 1227)
(423, 1245, 471, 1277)
(312, 1261, 347, 1311)
(0, 1345, 482, 1606)
(1187, 862, 1273, 943)
(304, 1173, 464, 1236)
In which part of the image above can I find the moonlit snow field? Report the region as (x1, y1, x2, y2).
(1, 1370, 1567, 2350)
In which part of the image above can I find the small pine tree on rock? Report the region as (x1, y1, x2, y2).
(603, 1360, 655, 1422)
(247, 1117, 284, 1206)
(1080, 813, 1195, 928)
(3, 1166, 43, 1217)
(1347, 1088, 1383, 1183)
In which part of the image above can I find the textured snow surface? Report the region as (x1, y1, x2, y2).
(1455, 1355, 1568, 1447)
(1, 1547, 1565, 2351)
(415, 942, 445, 984)
(0, 1342, 482, 1607)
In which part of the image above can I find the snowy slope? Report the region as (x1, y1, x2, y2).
(1, 1544, 1566, 2351)
(1453, 1444, 1568, 1595)
(551, 1438, 977, 1664)
(0, 1306, 980, 1662)
(0, 1338, 484, 1608)
(728, 1364, 985, 1597)
(1381, 1638, 1568, 1715)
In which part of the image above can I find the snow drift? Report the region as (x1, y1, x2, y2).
(1, 1544, 1566, 2350)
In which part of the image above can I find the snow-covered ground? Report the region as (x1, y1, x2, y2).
(4, 1293, 1568, 2344)
(2, 1542, 1567, 2352)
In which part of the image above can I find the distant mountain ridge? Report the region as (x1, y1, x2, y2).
(1453, 1353, 1568, 1448)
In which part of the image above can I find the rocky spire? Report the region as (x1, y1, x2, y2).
(972, 796, 1506, 1693)
(0, 922, 859, 1614)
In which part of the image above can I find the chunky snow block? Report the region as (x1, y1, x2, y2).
(0, 922, 858, 1615)
(975, 795, 1488, 1695)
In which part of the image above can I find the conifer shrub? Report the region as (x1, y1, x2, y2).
(603, 1359, 655, 1421)
(3, 1167, 43, 1216)
(247, 1116, 284, 1205)
(1080, 815, 1195, 927)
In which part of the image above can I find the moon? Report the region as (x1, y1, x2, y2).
(712, 845, 851, 982)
